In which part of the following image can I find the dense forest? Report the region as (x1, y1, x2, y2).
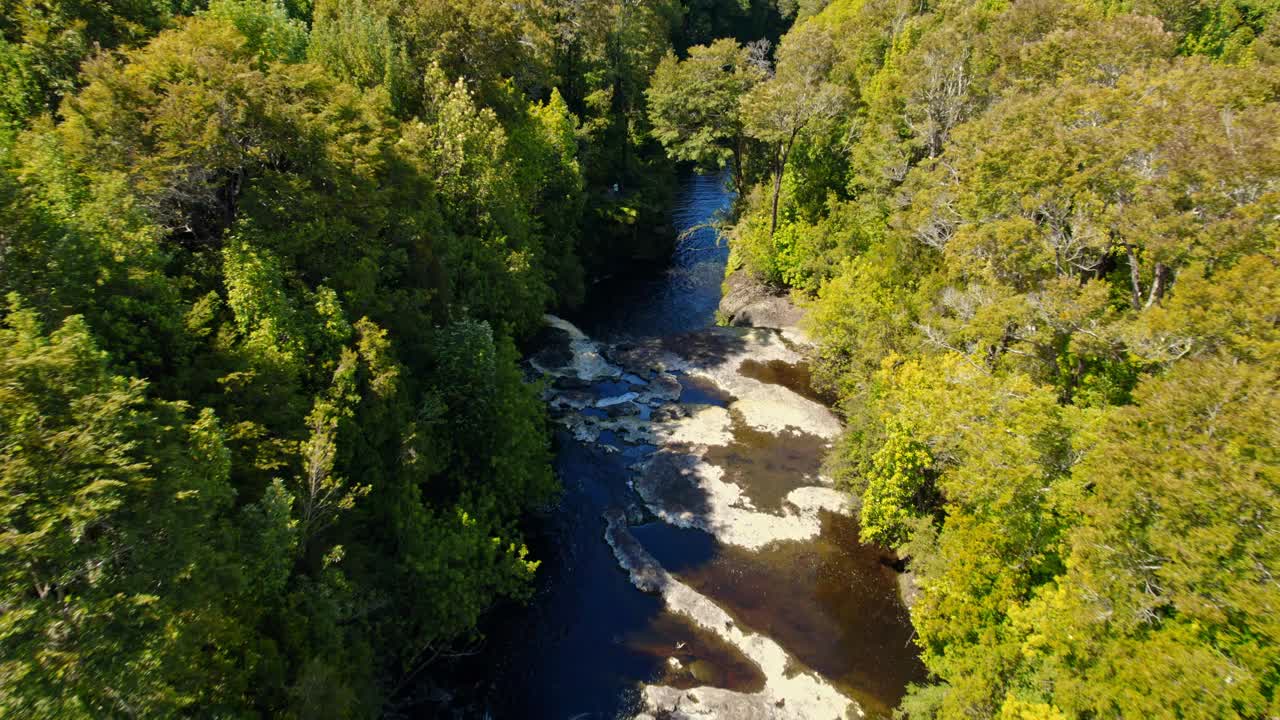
(3, 0, 1278, 717)
(648, 0, 1280, 717)
(0, 0, 794, 717)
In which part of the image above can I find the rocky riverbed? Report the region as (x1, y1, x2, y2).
(526, 314, 922, 719)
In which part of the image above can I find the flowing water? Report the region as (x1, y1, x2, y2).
(491, 172, 924, 719)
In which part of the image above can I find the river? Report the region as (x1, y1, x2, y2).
(490, 171, 924, 719)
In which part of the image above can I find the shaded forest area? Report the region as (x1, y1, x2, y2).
(647, 0, 1280, 717)
(0, 0, 795, 717)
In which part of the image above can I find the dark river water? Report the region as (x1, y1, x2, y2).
(576, 172, 735, 340)
(485, 172, 924, 719)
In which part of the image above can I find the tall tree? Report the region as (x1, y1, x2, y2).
(0, 302, 252, 718)
(646, 38, 764, 190)
(740, 20, 845, 235)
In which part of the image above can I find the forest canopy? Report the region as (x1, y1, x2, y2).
(4, 0, 1278, 717)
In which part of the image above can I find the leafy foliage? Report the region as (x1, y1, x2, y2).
(0, 300, 247, 718)
(647, 38, 764, 183)
(0, 0, 752, 715)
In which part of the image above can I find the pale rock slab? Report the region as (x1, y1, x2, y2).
(605, 511, 861, 720)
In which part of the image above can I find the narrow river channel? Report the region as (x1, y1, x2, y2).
(491, 172, 924, 720)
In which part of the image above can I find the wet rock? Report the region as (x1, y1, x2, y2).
(634, 451, 716, 522)
(651, 405, 689, 423)
(646, 372, 684, 403)
(566, 420, 601, 444)
(652, 405, 734, 447)
(552, 375, 594, 391)
(784, 486, 850, 516)
(607, 417, 655, 445)
(597, 391, 640, 408)
(528, 329, 576, 373)
(897, 568, 922, 611)
(611, 340, 677, 375)
(606, 402, 641, 418)
(624, 500, 651, 525)
(548, 389, 596, 412)
(700, 418, 830, 513)
(728, 386, 841, 438)
(668, 330, 841, 440)
(660, 328, 749, 367)
(602, 512, 860, 720)
(634, 450, 848, 551)
(532, 315, 621, 381)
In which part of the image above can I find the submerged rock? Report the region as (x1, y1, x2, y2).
(597, 392, 640, 408)
(688, 659, 721, 685)
(603, 511, 861, 720)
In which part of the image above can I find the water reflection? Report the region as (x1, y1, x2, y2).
(576, 171, 734, 341)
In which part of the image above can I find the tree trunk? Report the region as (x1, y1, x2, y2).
(1145, 262, 1169, 308)
(769, 129, 799, 237)
(733, 131, 745, 191)
(1125, 244, 1143, 310)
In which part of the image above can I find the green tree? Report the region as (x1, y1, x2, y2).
(0, 301, 243, 718)
(1013, 358, 1280, 718)
(308, 0, 414, 115)
(737, 4, 1280, 718)
(740, 20, 846, 235)
(646, 38, 764, 189)
(859, 421, 934, 547)
(0, 0, 176, 127)
(203, 0, 307, 64)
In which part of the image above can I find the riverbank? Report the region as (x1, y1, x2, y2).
(717, 263, 806, 336)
